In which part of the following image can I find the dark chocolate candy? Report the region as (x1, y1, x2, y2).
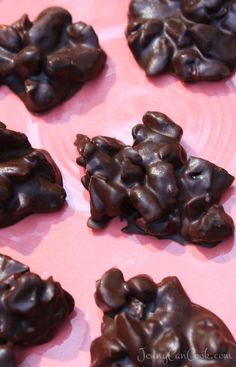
(0, 7, 106, 113)
(0, 254, 74, 366)
(75, 111, 234, 246)
(91, 268, 236, 366)
(126, 0, 236, 81)
(0, 122, 66, 227)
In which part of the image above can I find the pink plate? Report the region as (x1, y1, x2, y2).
(0, 0, 236, 366)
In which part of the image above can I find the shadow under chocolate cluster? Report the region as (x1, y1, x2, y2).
(75, 111, 234, 246)
(0, 254, 74, 367)
(91, 268, 236, 366)
(126, 0, 236, 81)
(0, 7, 107, 113)
(0, 122, 66, 227)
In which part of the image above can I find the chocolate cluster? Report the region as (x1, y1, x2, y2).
(75, 111, 234, 246)
(91, 268, 236, 366)
(0, 122, 66, 227)
(0, 254, 74, 366)
(126, 0, 236, 81)
(0, 7, 107, 113)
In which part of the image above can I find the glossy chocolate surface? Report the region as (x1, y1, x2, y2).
(91, 268, 236, 366)
(0, 7, 107, 113)
(75, 111, 234, 246)
(0, 254, 74, 366)
(0, 122, 66, 227)
(126, 0, 236, 81)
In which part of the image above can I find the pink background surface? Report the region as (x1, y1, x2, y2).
(0, 0, 235, 365)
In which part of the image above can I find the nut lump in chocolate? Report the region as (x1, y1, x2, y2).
(75, 111, 234, 246)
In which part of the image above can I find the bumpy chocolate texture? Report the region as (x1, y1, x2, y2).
(0, 7, 107, 113)
(0, 122, 66, 227)
(91, 268, 236, 366)
(126, 0, 236, 81)
(0, 254, 74, 367)
(75, 111, 234, 246)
